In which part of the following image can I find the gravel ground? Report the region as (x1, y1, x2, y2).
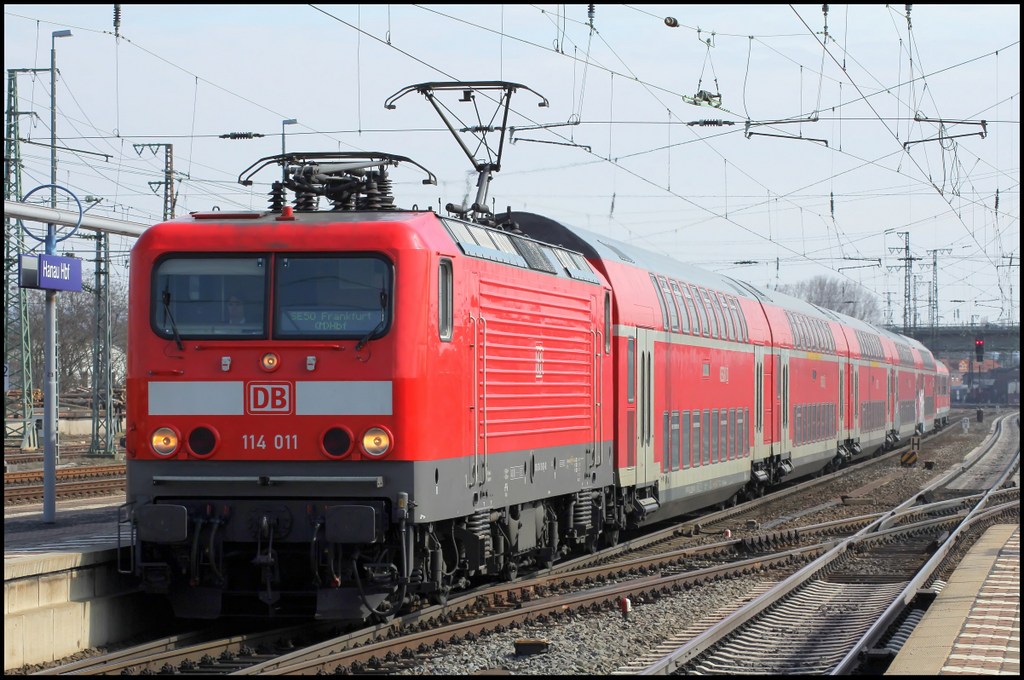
(394, 573, 776, 675)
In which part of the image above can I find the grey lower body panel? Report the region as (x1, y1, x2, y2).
(127, 440, 614, 527)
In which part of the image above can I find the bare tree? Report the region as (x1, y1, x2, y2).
(23, 278, 130, 392)
(778, 275, 882, 323)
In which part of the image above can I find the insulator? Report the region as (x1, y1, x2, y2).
(329, 194, 349, 211)
(267, 182, 285, 212)
(113, 5, 121, 36)
(588, 4, 595, 23)
(294, 191, 317, 211)
(363, 180, 381, 210)
(376, 174, 395, 209)
(218, 132, 262, 139)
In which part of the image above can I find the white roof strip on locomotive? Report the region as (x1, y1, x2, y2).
(149, 381, 244, 415)
(148, 380, 393, 416)
(295, 381, 393, 415)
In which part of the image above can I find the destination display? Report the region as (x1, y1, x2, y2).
(281, 308, 378, 333)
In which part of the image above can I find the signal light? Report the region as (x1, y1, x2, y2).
(260, 352, 280, 372)
(974, 336, 984, 362)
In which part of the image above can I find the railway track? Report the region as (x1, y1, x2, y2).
(615, 412, 1019, 676)
(4, 464, 125, 486)
(37, 414, 1015, 675)
(4, 476, 126, 505)
(4, 443, 97, 468)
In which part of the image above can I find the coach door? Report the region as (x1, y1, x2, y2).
(635, 328, 657, 488)
(890, 367, 899, 431)
(839, 354, 850, 442)
(753, 345, 766, 458)
(779, 349, 791, 452)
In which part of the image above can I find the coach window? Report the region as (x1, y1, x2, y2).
(669, 281, 691, 334)
(718, 292, 734, 340)
(439, 259, 453, 341)
(711, 292, 728, 340)
(153, 255, 267, 339)
(681, 411, 691, 468)
(740, 409, 748, 457)
(650, 273, 669, 331)
(692, 288, 716, 337)
(700, 288, 719, 338)
(604, 292, 612, 353)
(658, 276, 679, 332)
(731, 298, 748, 342)
(691, 286, 710, 337)
(682, 284, 701, 335)
(719, 410, 728, 461)
(670, 411, 680, 470)
(710, 409, 719, 463)
(691, 416, 701, 467)
(702, 410, 711, 465)
(275, 255, 392, 340)
(729, 408, 737, 460)
(662, 412, 670, 473)
(627, 338, 635, 403)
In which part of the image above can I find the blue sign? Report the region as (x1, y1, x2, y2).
(36, 254, 82, 292)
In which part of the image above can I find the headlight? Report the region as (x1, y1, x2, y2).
(151, 427, 179, 456)
(361, 427, 391, 457)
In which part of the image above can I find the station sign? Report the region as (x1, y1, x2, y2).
(18, 253, 82, 292)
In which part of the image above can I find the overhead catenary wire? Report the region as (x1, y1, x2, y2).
(5, 5, 1015, 312)
(309, 2, 1007, 301)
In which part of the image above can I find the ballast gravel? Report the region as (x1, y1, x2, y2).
(394, 573, 772, 675)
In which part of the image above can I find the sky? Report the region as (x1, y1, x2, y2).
(4, 4, 1020, 328)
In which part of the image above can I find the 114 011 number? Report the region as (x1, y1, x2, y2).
(242, 434, 299, 450)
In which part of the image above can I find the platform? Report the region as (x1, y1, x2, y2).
(887, 523, 1020, 675)
(4, 496, 165, 671)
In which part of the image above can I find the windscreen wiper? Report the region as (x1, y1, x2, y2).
(355, 290, 388, 351)
(161, 290, 184, 351)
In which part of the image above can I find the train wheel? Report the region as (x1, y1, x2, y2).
(585, 534, 600, 554)
(503, 560, 519, 581)
(603, 527, 620, 548)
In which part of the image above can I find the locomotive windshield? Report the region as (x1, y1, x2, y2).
(153, 256, 267, 338)
(151, 254, 392, 341)
(274, 255, 392, 340)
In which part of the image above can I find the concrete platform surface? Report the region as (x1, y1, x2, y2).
(887, 523, 1020, 676)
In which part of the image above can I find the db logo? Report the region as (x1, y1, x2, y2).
(246, 382, 292, 414)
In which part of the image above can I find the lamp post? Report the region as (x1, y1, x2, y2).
(44, 28, 72, 523)
(281, 118, 297, 184)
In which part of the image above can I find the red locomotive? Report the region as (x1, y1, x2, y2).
(120, 82, 948, 620)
